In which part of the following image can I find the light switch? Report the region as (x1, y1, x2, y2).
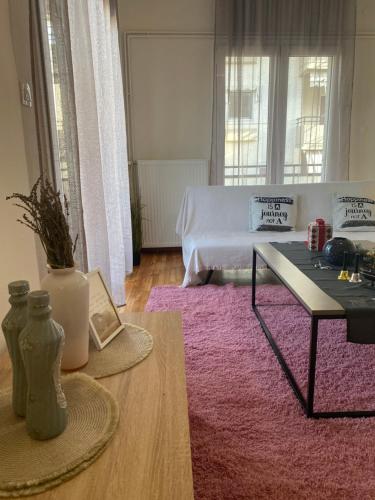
(20, 82, 32, 108)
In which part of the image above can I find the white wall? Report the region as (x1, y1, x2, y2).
(349, 0, 375, 180)
(127, 34, 213, 160)
(119, 0, 375, 181)
(118, 0, 214, 33)
(0, 1, 40, 351)
(119, 0, 214, 162)
(8, 0, 42, 185)
(8, 0, 47, 279)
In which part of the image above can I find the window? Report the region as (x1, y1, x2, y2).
(225, 56, 270, 186)
(45, 10, 71, 199)
(224, 54, 333, 186)
(227, 90, 256, 120)
(284, 56, 332, 184)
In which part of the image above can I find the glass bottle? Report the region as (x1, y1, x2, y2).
(19, 290, 67, 440)
(1, 280, 30, 417)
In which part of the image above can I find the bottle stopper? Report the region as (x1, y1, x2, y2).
(8, 280, 30, 296)
(338, 252, 349, 281)
(349, 253, 362, 283)
(28, 290, 50, 308)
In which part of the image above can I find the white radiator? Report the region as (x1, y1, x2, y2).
(137, 160, 209, 247)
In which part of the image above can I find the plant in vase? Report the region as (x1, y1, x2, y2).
(7, 177, 89, 370)
(129, 160, 145, 267)
(131, 200, 144, 266)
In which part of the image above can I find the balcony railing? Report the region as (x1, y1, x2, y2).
(224, 165, 267, 186)
(301, 57, 329, 73)
(295, 116, 324, 150)
(224, 163, 323, 185)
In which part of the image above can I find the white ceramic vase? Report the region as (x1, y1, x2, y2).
(41, 266, 89, 370)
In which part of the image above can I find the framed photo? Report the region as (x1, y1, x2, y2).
(86, 269, 124, 350)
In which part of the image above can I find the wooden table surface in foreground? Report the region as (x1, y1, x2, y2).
(0, 311, 194, 500)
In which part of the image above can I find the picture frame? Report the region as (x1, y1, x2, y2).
(86, 269, 124, 350)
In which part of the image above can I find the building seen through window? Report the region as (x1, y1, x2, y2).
(224, 55, 331, 185)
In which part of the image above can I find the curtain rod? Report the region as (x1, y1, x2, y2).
(123, 30, 375, 39)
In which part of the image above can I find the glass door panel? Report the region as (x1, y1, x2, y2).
(224, 56, 270, 186)
(284, 56, 332, 184)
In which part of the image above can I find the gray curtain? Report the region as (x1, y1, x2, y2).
(211, 0, 357, 185)
(29, 0, 88, 272)
(29, 0, 56, 184)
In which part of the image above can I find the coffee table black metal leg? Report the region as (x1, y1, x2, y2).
(251, 248, 375, 418)
(252, 249, 257, 307)
(306, 317, 319, 417)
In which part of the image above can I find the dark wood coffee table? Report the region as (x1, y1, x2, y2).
(252, 243, 375, 419)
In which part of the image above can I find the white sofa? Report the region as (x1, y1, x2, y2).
(176, 180, 375, 287)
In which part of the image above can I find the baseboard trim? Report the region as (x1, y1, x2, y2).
(142, 247, 182, 253)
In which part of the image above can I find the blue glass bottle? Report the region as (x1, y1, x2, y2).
(19, 290, 67, 440)
(1, 280, 30, 417)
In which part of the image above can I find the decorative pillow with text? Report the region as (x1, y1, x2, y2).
(333, 194, 375, 231)
(249, 195, 297, 232)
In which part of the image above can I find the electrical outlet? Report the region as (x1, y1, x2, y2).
(20, 82, 32, 108)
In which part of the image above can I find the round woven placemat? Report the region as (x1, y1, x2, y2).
(0, 373, 119, 498)
(79, 322, 153, 379)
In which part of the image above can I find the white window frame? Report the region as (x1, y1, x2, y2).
(219, 43, 338, 185)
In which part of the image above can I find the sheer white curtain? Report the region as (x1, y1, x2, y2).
(36, 0, 89, 272)
(67, 0, 132, 304)
(211, 0, 357, 186)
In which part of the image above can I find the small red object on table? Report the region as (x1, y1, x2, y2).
(307, 218, 333, 251)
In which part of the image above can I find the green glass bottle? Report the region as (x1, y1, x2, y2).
(1, 280, 30, 417)
(19, 290, 67, 440)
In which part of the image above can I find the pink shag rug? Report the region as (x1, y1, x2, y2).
(146, 284, 375, 500)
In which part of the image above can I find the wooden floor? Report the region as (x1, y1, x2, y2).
(123, 250, 277, 312)
(123, 251, 185, 312)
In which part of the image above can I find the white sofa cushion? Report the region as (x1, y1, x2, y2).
(333, 194, 375, 231)
(250, 194, 297, 232)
